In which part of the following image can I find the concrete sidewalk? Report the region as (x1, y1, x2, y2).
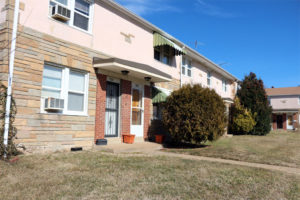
(155, 151, 300, 176)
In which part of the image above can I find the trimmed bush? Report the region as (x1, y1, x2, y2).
(0, 83, 18, 160)
(237, 72, 272, 135)
(229, 97, 256, 135)
(162, 84, 227, 144)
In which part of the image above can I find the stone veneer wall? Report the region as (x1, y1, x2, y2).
(0, 0, 181, 151)
(5, 23, 110, 152)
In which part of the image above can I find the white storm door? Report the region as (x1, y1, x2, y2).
(131, 84, 144, 137)
(287, 115, 294, 130)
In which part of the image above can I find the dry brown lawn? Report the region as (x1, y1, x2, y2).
(0, 151, 299, 200)
(165, 130, 300, 168)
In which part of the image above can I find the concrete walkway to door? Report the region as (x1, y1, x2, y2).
(94, 141, 163, 154)
(94, 141, 300, 176)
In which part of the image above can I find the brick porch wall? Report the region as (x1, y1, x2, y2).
(283, 113, 287, 130)
(121, 79, 131, 135)
(144, 85, 151, 139)
(293, 113, 299, 130)
(94, 74, 107, 141)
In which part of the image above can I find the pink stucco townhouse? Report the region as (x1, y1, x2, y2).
(0, 0, 238, 151)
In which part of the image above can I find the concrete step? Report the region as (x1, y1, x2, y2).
(94, 141, 163, 154)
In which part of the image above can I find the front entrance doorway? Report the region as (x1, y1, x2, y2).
(105, 82, 120, 137)
(277, 115, 283, 129)
(131, 84, 144, 137)
(287, 115, 294, 130)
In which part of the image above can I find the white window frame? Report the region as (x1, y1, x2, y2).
(207, 72, 212, 87)
(182, 57, 192, 77)
(222, 79, 227, 92)
(49, 0, 94, 34)
(41, 63, 89, 116)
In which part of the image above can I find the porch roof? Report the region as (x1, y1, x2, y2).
(152, 87, 168, 103)
(93, 58, 172, 83)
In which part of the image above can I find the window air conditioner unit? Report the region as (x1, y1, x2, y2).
(51, 4, 71, 21)
(44, 97, 64, 111)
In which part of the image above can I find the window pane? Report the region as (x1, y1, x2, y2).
(132, 89, 142, 108)
(68, 92, 84, 111)
(75, 0, 90, 15)
(163, 46, 170, 55)
(187, 69, 191, 77)
(43, 77, 62, 88)
(188, 61, 192, 68)
(69, 71, 85, 92)
(41, 88, 61, 98)
(162, 55, 170, 65)
(182, 67, 185, 75)
(132, 108, 142, 125)
(53, 0, 68, 6)
(182, 58, 186, 65)
(207, 79, 211, 86)
(42, 65, 62, 88)
(44, 65, 62, 79)
(74, 12, 89, 31)
(154, 49, 160, 61)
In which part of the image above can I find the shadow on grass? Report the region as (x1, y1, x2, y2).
(161, 142, 211, 150)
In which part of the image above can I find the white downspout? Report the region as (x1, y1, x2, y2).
(3, 0, 20, 158)
(180, 46, 186, 88)
(180, 55, 182, 88)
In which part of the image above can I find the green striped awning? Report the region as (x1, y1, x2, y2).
(152, 87, 168, 104)
(153, 33, 186, 55)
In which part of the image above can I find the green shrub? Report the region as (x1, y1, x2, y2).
(0, 83, 18, 160)
(237, 72, 272, 135)
(229, 97, 256, 135)
(162, 84, 227, 145)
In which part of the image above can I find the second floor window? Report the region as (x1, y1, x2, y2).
(207, 72, 211, 87)
(222, 79, 227, 92)
(154, 46, 172, 66)
(182, 58, 192, 77)
(50, 0, 92, 32)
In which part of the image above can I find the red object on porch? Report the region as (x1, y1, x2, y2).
(122, 134, 135, 144)
(155, 135, 164, 144)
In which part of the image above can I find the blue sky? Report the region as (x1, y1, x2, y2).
(115, 0, 300, 88)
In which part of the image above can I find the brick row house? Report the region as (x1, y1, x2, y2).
(266, 87, 300, 131)
(0, 0, 238, 151)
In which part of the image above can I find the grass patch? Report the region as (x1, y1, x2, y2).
(165, 130, 300, 168)
(0, 151, 299, 200)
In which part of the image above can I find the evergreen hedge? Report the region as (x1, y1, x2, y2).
(237, 72, 272, 135)
(162, 84, 227, 144)
(0, 83, 18, 160)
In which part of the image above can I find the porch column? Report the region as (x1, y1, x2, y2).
(121, 79, 131, 135)
(144, 85, 151, 139)
(283, 113, 287, 130)
(272, 114, 277, 130)
(94, 73, 107, 142)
